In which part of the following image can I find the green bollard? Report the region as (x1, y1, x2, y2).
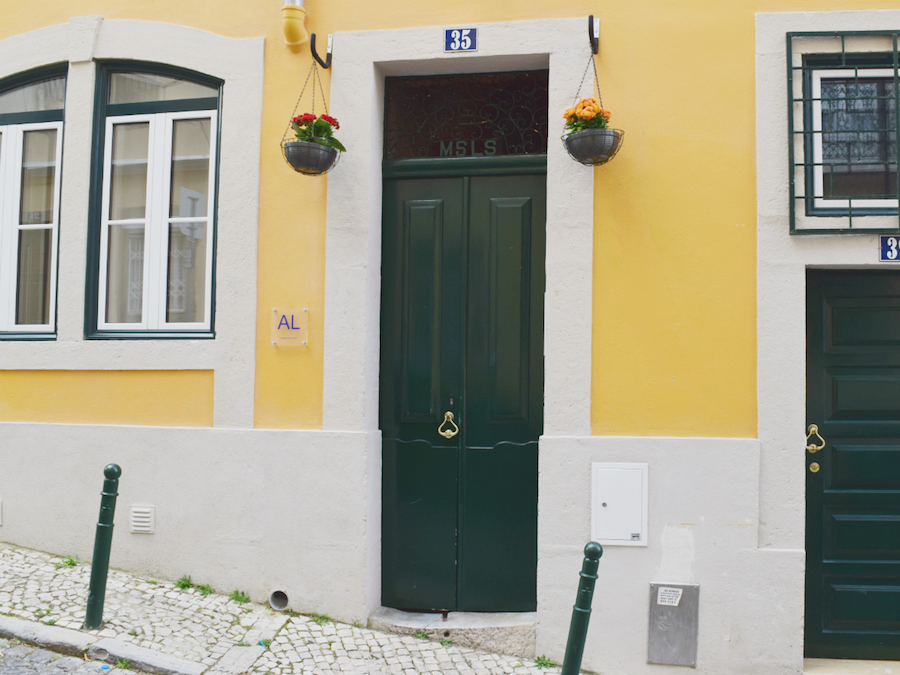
(560, 541, 603, 675)
(84, 464, 121, 629)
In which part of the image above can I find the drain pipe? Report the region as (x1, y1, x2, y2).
(560, 542, 603, 675)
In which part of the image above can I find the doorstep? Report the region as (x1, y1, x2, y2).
(368, 607, 537, 658)
(805, 659, 900, 675)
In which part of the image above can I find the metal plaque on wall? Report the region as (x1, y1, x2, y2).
(648, 583, 700, 667)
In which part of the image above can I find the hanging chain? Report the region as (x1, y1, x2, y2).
(283, 60, 331, 141)
(572, 53, 604, 109)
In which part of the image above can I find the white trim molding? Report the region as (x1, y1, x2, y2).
(322, 18, 595, 437)
(756, 9, 900, 552)
(0, 19, 264, 428)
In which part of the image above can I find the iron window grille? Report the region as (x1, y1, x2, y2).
(788, 32, 900, 233)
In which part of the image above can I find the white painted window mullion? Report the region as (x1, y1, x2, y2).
(0, 125, 14, 330)
(202, 111, 217, 328)
(145, 113, 169, 330)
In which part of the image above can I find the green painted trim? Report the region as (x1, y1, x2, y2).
(83, 61, 108, 338)
(84, 61, 223, 339)
(107, 98, 218, 117)
(0, 332, 57, 342)
(100, 60, 223, 93)
(383, 155, 547, 178)
(790, 227, 900, 235)
(0, 110, 63, 125)
(83, 330, 216, 340)
(788, 35, 900, 232)
(788, 30, 900, 38)
(0, 63, 67, 92)
(787, 33, 797, 234)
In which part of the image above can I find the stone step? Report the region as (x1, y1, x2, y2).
(805, 659, 900, 675)
(368, 607, 537, 658)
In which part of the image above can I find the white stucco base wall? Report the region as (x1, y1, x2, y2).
(537, 436, 804, 675)
(0, 422, 378, 623)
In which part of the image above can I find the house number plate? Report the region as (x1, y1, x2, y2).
(444, 28, 477, 52)
(880, 236, 900, 262)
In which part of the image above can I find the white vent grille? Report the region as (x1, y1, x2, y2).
(130, 505, 155, 534)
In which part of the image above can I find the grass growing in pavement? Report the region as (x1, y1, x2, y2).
(197, 583, 213, 596)
(116, 659, 132, 670)
(55, 556, 78, 570)
(534, 656, 557, 669)
(229, 589, 250, 604)
(413, 631, 428, 639)
(439, 638, 452, 647)
(175, 575, 192, 589)
(309, 613, 332, 626)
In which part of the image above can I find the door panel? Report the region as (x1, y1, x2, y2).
(806, 270, 900, 659)
(458, 442, 538, 611)
(382, 438, 458, 610)
(381, 173, 545, 612)
(381, 178, 463, 611)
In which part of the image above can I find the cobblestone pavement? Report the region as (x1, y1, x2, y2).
(0, 545, 562, 675)
(0, 638, 117, 675)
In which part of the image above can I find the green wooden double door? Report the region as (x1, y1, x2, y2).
(380, 172, 546, 612)
(806, 270, 900, 659)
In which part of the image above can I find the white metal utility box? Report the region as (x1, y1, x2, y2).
(591, 462, 649, 546)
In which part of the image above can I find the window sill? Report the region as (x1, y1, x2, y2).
(0, 332, 56, 341)
(85, 330, 215, 340)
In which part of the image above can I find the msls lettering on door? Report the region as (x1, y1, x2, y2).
(440, 140, 498, 157)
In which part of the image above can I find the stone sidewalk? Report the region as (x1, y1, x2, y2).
(0, 545, 563, 675)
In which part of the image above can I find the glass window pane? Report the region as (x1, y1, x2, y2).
(19, 129, 57, 225)
(821, 77, 898, 200)
(109, 123, 150, 220)
(109, 73, 217, 104)
(169, 119, 211, 217)
(16, 229, 51, 325)
(384, 71, 549, 159)
(166, 222, 207, 323)
(106, 223, 145, 323)
(0, 77, 65, 115)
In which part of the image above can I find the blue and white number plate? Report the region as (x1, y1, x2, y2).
(879, 235, 900, 262)
(445, 28, 477, 52)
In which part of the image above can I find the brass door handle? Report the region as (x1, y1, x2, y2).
(438, 411, 459, 439)
(806, 424, 825, 453)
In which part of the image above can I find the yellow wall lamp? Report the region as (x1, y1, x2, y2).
(282, 0, 333, 67)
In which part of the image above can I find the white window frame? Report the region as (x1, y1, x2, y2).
(97, 109, 217, 332)
(0, 120, 62, 333)
(811, 67, 898, 210)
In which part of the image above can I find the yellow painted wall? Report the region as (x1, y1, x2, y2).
(0, 371, 214, 427)
(3, 0, 898, 436)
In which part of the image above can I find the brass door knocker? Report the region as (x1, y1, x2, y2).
(806, 424, 825, 453)
(438, 411, 459, 439)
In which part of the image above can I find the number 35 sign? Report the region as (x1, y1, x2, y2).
(445, 28, 477, 52)
(880, 235, 900, 262)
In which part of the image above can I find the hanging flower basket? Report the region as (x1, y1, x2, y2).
(281, 62, 345, 176)
(282, 138, 340, 175)
(563, 127, 624, 166)
(561, 52, 623, 166)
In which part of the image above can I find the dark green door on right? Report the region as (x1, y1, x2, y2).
(380, 173, 546, 612)
(806, 270, 900, 659)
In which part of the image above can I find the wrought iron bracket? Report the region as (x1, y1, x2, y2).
(588, 15, 599, 54)
(311, 33, 333, 69)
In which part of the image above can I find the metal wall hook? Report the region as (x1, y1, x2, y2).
(588, 15, 599, 54)
(310, 33, 333, 69)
